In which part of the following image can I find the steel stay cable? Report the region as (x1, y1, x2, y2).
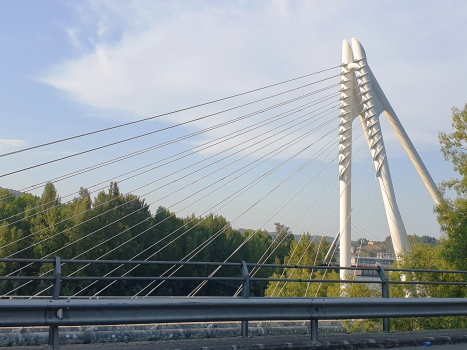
(250, 183, 339, 280)
(186, 149, 343, 297)
(250, 165, 338, 275)
(2, 92, 340, 227)
(0, 98, 344, 241)
(33, 124, 341, 298)
(29, 130, 339, 299)
(187, 133, 370, 298)
(259, 166, 339, 293)
(304, 198, 339, 298)
(4, 106, 340, 257)
(313, 159, 377, 297)
(186, 100, 375, 297)
(303, 182, 340, 297)
(313, 160, 375, 297)
(349, 151, 411, 254)
(235, 221, 339, 298)
(304, 193, 348, 297)
(235, 220, 340, 295)
(304, 187, 339, 296)
(6, 83, 370, 294)
(1, 66, 341, 158)
(267, 119, 378, 296)
(290, 108, 380, 271)
(252, 220, 340, 283)
(351, 220, 383, 244)
(275, 151, 374, 297)
(0, 74, 343, 178)
(2, 83, 342, 205)
(355, 177, 377, 267)
(130, 134, 341, 297)
(7, 99, 368, 300)
(278, 152, 372, 295)
(303, 187, 340, 297)
(270, 141, 373, 297)
(239, 158, 339, 285)
(351, 220, 379, 241)
(314, 237, 340, 297)
(233, 167, 339, 298)
(59, 120, 341, 297)
(228, 108, 380, 296)
(142, 133, 342, 298)
(349, 227, 375, 256)
(6, 118, 340, 297)
(227, 145, 336, 277)
(0, 95, 341, 242)
(0, 63, 365, 208)
(79, 126, 342, 298)
(91, 146, 340, 299)
(8, 111, 339, 273)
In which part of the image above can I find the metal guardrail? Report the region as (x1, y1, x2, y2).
(1, 257, 467, 349)
(1, 297, 467, 348)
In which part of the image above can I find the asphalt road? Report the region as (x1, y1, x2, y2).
(402, 345, 467, 349)
(7, 342, 467, 350)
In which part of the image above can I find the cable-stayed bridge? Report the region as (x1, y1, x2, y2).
(0, 38, 461, 349)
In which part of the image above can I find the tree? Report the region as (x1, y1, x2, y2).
(437, 103, 467, 271)
(264, 233, 331, 297)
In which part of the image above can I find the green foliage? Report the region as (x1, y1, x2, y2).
(264, 234, 331, 297)
(437, 103, 467, 270)
(0, 183, 293, 298)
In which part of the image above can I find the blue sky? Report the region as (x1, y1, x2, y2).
(1, 1, 467, 241)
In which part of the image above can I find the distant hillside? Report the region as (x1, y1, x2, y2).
(238, 228, 334, 243)
(351, 235, 440, 257)
(0, 187, 23, 198)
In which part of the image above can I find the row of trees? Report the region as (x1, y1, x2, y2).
(0, 182, 295, 297)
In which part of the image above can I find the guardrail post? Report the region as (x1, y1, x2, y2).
(49, 256, 61, 350)
(311, 319, 319, 341)
(241, 261, 250, 337)
(377, 266, 390, 332)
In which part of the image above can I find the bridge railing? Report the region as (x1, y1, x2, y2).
(2, 257, 467, 292)
(1, 257, 467, 349)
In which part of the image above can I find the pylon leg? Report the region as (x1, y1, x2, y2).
(351, 38, 411, 257)
(339, 40, 360, 283)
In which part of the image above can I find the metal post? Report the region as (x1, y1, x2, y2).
(311, 319, 319, 341)
(377, 266, 390, 332)
(240, 261, 250, 337)
(52, 256, 62, 300)
(49, 256, 61, 350)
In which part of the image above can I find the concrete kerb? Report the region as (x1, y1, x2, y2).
(4, 329, 467, 350)
(0, 321, 345, 347)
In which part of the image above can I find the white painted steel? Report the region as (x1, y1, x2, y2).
(339, 40, 360, 280)
(351, 38, 411, 256)
(370, 71, 441, 205)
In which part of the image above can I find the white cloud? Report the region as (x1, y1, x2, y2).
(39, 0, 467, 159)
(0, 139, 26, 153)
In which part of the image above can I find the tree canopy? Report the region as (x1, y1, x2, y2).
(0, 182, 294, 298)
(437, 103, 467, 271)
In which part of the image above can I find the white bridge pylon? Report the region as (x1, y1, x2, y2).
(338, 38, 441, 279)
